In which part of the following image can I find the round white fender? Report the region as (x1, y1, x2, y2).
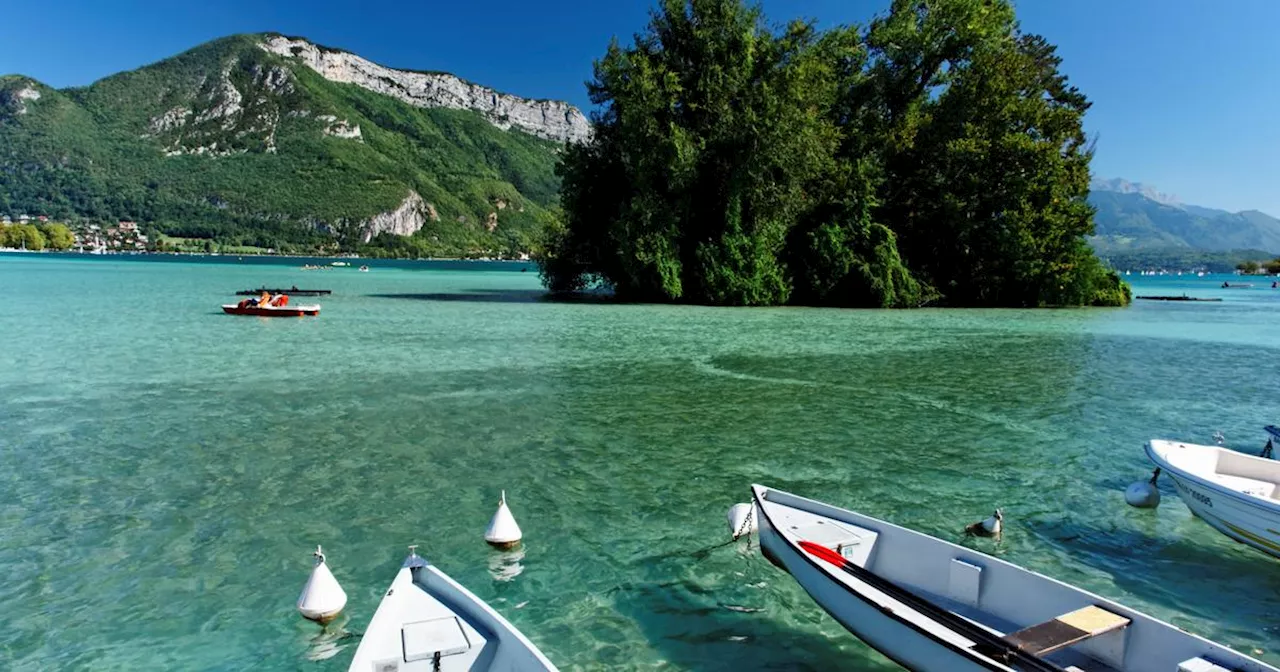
(1125, 480, 1161, 508)
(727, 503, 757, 539)
(1125, 468, 1162, 508)
(297, 546, 347, 624)
(485, 490, 523, 549)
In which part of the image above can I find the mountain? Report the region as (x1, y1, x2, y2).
(1088, 178, 1280, 255)
(1090, 177, 1181, 206)
(0, 34, 590, 256)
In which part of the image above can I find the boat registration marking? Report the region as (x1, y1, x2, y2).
(1173, 479, 1213, 508)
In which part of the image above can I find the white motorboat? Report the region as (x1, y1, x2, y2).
(348, 548, 557, 672)
(1145, 439, 1280, 559)
(752, 484, 1276, 672)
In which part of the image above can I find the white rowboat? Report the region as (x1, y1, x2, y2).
(752, 484, 1276, 672)
(1146, 440, 1280, 559)
(347, 549, 557, 672)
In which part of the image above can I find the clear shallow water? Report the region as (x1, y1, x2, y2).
(3, 256, 1280, 670)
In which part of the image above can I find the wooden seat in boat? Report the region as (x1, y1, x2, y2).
(1003, 605, 1130, 656)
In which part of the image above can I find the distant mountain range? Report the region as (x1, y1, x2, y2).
(1089, 178, 1280, 256)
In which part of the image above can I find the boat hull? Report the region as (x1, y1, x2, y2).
(221, 304, 319, 317)
(1146, 441, 1280, 559)
(753, 484, 1278, 672)
(757, 500, 1002, 672)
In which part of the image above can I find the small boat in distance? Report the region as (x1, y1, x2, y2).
(752, 484, 1276, 672)
(359, 265, 369, 272)
(235, 287, 331, 296)
(1134, 295, 1223, 302)
(347, 547, 558, 671)
(1145, 439, 1280, 559)
(331, 261, 351, 267)
(222, 293, 319, 317)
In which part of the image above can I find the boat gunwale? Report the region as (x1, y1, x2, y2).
(416, 562, 560, 671)
(752, 485, 1039, 672)
(751, 484, 1279, 672)
(1145, 440, 1280, 515)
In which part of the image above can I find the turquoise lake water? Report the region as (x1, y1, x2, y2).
(3, 254, 1280, 670)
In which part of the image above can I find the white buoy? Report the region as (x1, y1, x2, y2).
(297, 546, 347, 624)
(727, 503, 758, 539)
(1125, 469, 1162, 508)
(485, 490, 523, 549)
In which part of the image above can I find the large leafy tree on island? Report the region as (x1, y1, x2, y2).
(542, 0, 1130, 307)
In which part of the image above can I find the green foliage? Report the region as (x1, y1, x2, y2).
(39, 222, 74, 250)
(544, 0, 1128, 308)
(1266, 258, 1280, 275)
(1, 222, 46, 250)
(0, 35, 564, 257)
(1238, 260, 1262, 274)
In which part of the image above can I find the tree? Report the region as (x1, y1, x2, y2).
(5, 223, 46, 250)
(40, 222, 75, 250)
(1265, 258, 1280, 275)
(1238, 260, 1262, 274)
(863, 0, 1121, 307)
(545, 0, 925, 306)
(542, 0, 1127, 308)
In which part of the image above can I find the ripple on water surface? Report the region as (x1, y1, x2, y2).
(2, 256, 1280, 669)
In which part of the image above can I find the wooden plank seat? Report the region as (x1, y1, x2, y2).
(1003, 605, 1131, 656)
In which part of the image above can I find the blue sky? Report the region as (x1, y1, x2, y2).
(2, 0, 1278, 214)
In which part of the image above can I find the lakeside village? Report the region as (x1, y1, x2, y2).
(0, 214, 148, 253)
(0, 214, 532, 260)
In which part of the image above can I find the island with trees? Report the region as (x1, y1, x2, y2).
(540, 0, 1131, 308)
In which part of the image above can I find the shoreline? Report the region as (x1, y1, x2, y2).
(0, 250, 538, 272)
(0, 248, 526, 262)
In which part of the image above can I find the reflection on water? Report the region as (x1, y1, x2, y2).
(301, 615, 356, 662)
(488, 546, 526, 582)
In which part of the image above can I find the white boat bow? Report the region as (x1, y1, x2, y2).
(1146, 439, 1280, 559)
(347, 549, 557, 672)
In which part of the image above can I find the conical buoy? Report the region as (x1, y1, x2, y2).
(297, 546, 347, 624)
(485, 490, 523, 549)
(1125, 468, 1162, 508)
(727, 503, 757, 539)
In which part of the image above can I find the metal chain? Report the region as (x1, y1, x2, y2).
(733, 505, 755, 540)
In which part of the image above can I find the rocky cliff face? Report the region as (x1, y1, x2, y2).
(144, 61, 296, 156)
(0, 81, 41, 116)
(1091, 177, 1181, 206)
(362, 191, 429, 242)
(260, 35, 590, 144)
